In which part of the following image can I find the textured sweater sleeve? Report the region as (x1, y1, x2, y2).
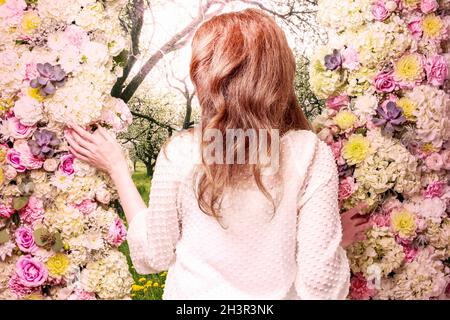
(295, 139, 350, 300)
(127, 133, 192, 275)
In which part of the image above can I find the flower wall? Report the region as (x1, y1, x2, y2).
(0, 0, 133, 300)
(310, 0, 450, 299)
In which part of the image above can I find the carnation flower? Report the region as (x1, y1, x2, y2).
(425, 55, 448, 87)
(390, 208, 417, 239)
(420, 0, 438, 14)
(19, 196, 44, 225)
(342, 134, 371, 165)
(425, 153, 443, 170)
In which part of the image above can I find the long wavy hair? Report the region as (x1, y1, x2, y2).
(189, 9, 311, 218)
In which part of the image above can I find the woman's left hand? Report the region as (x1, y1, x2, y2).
(65, 123, 127, 176)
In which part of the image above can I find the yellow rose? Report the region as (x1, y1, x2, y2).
(422, 14, 444, 39)
(394, 54, 423, 83)
(396, 97, 417, 121)
(391, 208, 416, 239)
(46, 253, 70, 277)
(334, 110, 357, 130)
(342, 134, 371, 166)
(21, 11, 41, 34)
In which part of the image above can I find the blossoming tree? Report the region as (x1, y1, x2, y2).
(310, 0, 449, 299)
(0, 0, 134, 299)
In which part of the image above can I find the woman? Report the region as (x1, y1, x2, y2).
(65, 9, 370, 299)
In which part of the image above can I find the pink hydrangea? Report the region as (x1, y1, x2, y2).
(15, 255, 48, 288)
(19, 196, 45, 225)
(341, 47, 359, 71)
(338, 176, 357, 201)
(325, 95, 349, 111)
(425, 55, 448, 87)
(74, 199, 97, 215)
(59, 153, 75, 176)
(15, 226, 38, 253)
(0, 202, 15, 219)
(0, 0, 27, 27)
(425, 153, 443, 171)
(107, 218, 127, 247)
(423, 181, 446, 199)
(349, 273, 377, 300)
(64, 25, 89, 49)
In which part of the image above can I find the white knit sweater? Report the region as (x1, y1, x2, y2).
(127, 129, 350, 300)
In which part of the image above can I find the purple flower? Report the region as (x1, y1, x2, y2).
(372, 101, 406, 135)
(30, 63, 67, 96)
(27, 129, 61, 158)
(324, 49, 343, 71)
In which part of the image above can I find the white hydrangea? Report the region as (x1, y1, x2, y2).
(317, 0, 373, 32)
(13, 95, 43, 126)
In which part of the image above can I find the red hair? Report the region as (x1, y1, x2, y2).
(190, 9, 311, 218)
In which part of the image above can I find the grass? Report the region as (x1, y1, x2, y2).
(118, 162, 167, 300)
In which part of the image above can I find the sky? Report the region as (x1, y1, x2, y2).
(133, 0, 320, 106)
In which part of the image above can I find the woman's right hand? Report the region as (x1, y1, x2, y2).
(340, 202, 372, 248)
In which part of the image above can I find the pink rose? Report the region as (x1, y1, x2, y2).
(325, 95, 349, 111)
(15, 226, 38, 253)
(8, 274, 36, 297)
(338, 176, 358, 201)
(425, 55, 448, 87)
(341, 47, 359, 71)
(6, 149, 26, 172)
(425, 152, 443, 171)
(74, 199, 97, 215)
(64, 25, 89, 49)
(59, 153, 75, 176)
(0, 0, 26, 26)
(349, 273, 377, 300)
(420, 0, 438, 14)
(7, 116, 35, 139)
(441, 149, 450, 170)
(424, 181, 445, 198)
(374, 71, 397, 93)
(14, 140, 44, 170)
(15, 255, 48, 287)
(107, 217, 127, 247)
(68, 289, 97, 300)
(408, 19, 423, 39)
(0, 202, 15, 219)
(372, 2, 390, 21)
(19, 196, 44, 225)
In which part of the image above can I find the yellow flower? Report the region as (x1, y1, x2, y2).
(24, 293, 44, 300)
(153, 282, 159, 287)
(422, 143, 438, 154)
(0, 147, 6, 164)
(396, 97, 417, 121)
(334, 110, 357, 131)
(131, 284, 144, 292)
(28, 87, 44, 102)
(403, 0, 420, 8)
(342, 134, 370, 166)
(0, 167, 4, 185)
(138, 277, 146, 283)
(422, 14, 444, 39)
(46, 253, 70, 277)
(145, 280, 153, 287)
(21, 11, 41, 34)
(0, 98, 14, 115)
(0, 0, 6, 5)
(391, 208, 416, 239)
(394, 54, 423, 83)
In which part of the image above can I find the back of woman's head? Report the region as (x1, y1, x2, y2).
(190, 8, 310, 218)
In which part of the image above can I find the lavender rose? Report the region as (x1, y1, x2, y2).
(59, 153, 75, 176)
(374, 71, 397, 93)
(15, 255, 48, 287)
(372, 2, 390, 21)
(15, 226, 38, 253)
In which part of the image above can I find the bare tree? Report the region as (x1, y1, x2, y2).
(112, 0, 321, 103)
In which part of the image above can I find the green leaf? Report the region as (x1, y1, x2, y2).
(11, 213, 20, 226)
(33, 228, 50, 247)
(13, 196, 29, 211)
(52, 233, 63, 252)
(0, 229, 10, 245)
